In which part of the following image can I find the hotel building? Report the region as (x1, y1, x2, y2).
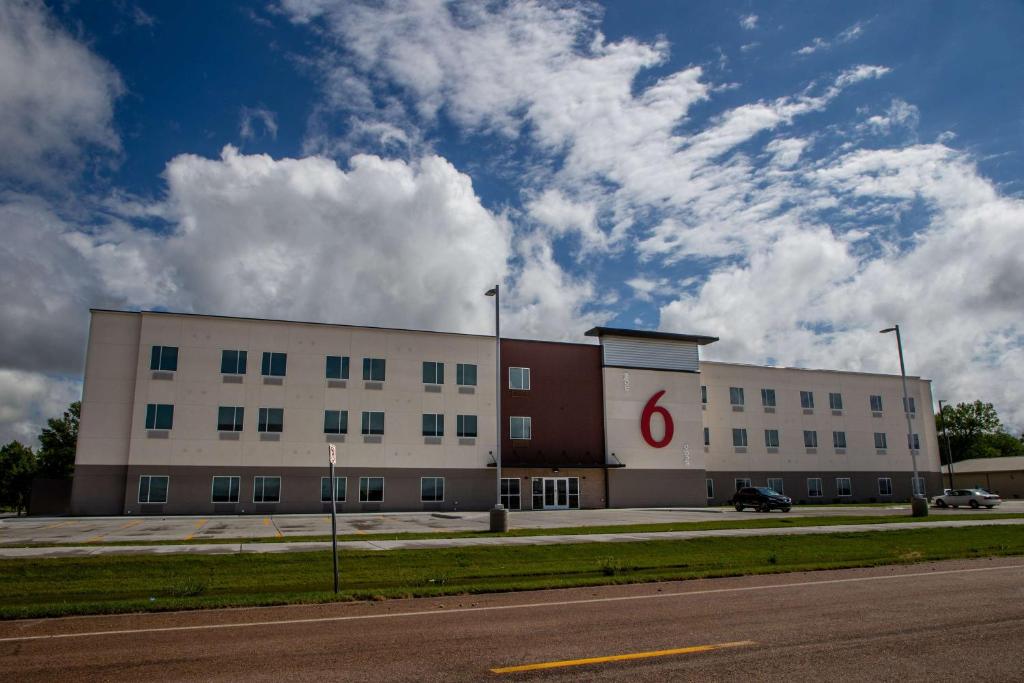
(70, 309, 942, 515)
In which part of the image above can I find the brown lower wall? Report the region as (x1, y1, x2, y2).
(501, 467, 607, 510)
(70, 464, 128, 516)
(706, 470, 945, 504)
(607, 469, 708, 507)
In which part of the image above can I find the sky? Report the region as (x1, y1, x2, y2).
(1, 0, 1023, 445)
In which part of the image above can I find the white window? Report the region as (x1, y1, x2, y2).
(324, 410, 348, 435)
(907, 433, 920, 450)
(501, 478, 521, 510)
(362, 357, 386, 381)
(800, 391, 814, 409)
(829, 392, 843, 410)
(258, 407, 283, 433)
(764, 429, 780, 448)
(903, 397, 916, 414)
(706, 479, 715, 499)
(700, 385, 708, 404)
(457, 414, 477, 438)
(510, 416, 532, 440)
(422, 413, 444, 437)
(874, 432, 888, 449)
(729, 387, 744, 406)
(803, 430, 818, 448)
(150, 345, 178, 372)
(767, 477, 785, 494)
(703, 427, 710, 446)
(833, 431, 847, 449)
(836, 477, 852, 497)
(359, 476, 384, 502)
(218, 406, 244, 432)
(261, 351, 287, 377)
(320, 477, 347, 502)
(456, 363, 477, 386)
(912, 476, 926, 497)
(878, 478, 893, 496)
(421, 477, 445, 502)
(138, 475, 168, 503)
(807, 477, 823, 497)
(735, 478, 752, 491)
(145, 404, 174, 430)
(211, 476, 239, 503)
(870, 395, 883, 412)
(509, 366, 531, 390)
(361, 411, 385, 435)
(761, 388, 776, 407)
(422, 361, 444, 385)
(253, 476, 281, 503)
(732, 428, 748, 447)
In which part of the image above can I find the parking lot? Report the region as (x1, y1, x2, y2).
(2, 501, 1021, 546)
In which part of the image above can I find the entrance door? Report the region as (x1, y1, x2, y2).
(543, 478, 569, 509)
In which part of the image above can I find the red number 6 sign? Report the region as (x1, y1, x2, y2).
(640, 390, 674, 448)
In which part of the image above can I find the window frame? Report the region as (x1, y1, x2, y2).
(732, 428, 748, 447)
(700, 385, 708, 404)
(729, 387, 745, 406)
(703, 427, 710, 446)
(833, 430, 847, 449)
(908, 433, 920, 450)
(803, 430, 818, 448)
(734, 477, 752, 491)
(150, 345, 178, 372)
(362, 357, 386, 382)
(359, 476, 384, 503)
(320, 477, 348, 503)
(325, 355, 350, 380)
(874, 432, 888, 449)
(361, 411, 385, 436)
(323, 409, 348, 435)
(878, 477, 893, 496)
(261, 351, 287, 377)
(422, 413, 444, 437)
(829, 392, 843, 410)
(764, 429, 780, 448)
(501, 477, 521, 510)
(145, 403, 174, 430)
(217, 406, 244, 432)
(221, 349, 247, 375)
(835, 477, 853, 497)
(510, 415, 532, 440)
(257, 407, 284, 433)
(706, 478, 715, 499)
(456, 414, 478, 438)
(767, 477, 785, 494)
(420, 477, 445, 502)
(211, 475, 240, 504)
(138, 475, 169, 504)
(253, 476, 281, 504)
(422, 361, 445, 385)
(509, 366, 531, 390)
(807, 477, 823, 498)
(456, 363, 477, 386)
(903, 396, 916, 414)
(870, 394, 884, 412)
(761, 388, 776, 407)
(800, 390, 815, 409)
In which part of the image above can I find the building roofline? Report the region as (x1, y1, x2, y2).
(584, 326, 719, 345)
(89, 308, 495, 340)
(699, 359, 928, 382)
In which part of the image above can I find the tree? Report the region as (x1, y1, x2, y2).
(936, 400, 1021, 463)
(35, 401, 80, 479)
(0, 441, 36, 516)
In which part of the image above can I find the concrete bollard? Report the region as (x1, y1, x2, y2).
(911, 497, 929, 517)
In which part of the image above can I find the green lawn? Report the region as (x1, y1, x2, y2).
(5, 512, 1022, 547)
(2, 524, 1022, 619)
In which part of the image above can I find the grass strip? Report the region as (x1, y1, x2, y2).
(1, 524, 1022, 620)
(4, 512, 1022, 548)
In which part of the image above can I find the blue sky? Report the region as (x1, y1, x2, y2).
(1, 0, 1023, 442)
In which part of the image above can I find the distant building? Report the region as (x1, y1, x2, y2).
(942, 456, 1024, 499)
(71, 309, 943, 515)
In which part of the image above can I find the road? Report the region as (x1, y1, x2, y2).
(2, 557, 1022, 681)
(4, 501, 1022, 546)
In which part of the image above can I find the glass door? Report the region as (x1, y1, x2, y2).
(543, 478, 570, 509)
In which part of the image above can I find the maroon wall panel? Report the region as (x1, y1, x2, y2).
(500, 339, 605, 467)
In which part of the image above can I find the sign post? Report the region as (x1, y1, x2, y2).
(328, 443, 339, 594)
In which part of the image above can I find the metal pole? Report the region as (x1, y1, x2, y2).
(937, 400, 955, 490)
(330, 460, 339, 594)
(893, 325, 922, 499)
(494, 284, 502, 507)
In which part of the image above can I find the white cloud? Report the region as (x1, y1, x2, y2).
(862, 98, 920, 135)
(526, 189, 610, 254)
(626, 276, 671, 302)
(240, 107, 279, 140)
(0, 370, 81, 446)
(739, 14, 758, 30)
(795, 20, 867, 56)
(0, 0, 123, 184)
(796, 37, 828, 55)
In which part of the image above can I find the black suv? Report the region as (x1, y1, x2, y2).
(730, 487, 792, 512)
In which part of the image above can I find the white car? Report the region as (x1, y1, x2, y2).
(933, 488, 1001, 509)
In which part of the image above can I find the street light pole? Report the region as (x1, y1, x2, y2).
(880, 324, 927, 516)
(485, 285, 508, 532)
(937, 399, 955, 490)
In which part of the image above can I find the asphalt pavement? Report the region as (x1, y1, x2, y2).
(2, 557, 1022, 681)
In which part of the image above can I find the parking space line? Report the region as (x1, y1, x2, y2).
(44, 521, 75, 529)
(86, 535, 105, 543)
(119, 520, 142, 530)
(263, 518, 271, 527)
(490, 640, 756, 674)
(183, 519, 208, 541)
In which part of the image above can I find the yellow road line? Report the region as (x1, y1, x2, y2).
(263, 518, 271, 526)
(85, 535, 105, 543)
(44, 520, 73, 529)
(194, 519, 208, 529)
(119, 520, 142, 530)
(490, 641, 756, 674)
